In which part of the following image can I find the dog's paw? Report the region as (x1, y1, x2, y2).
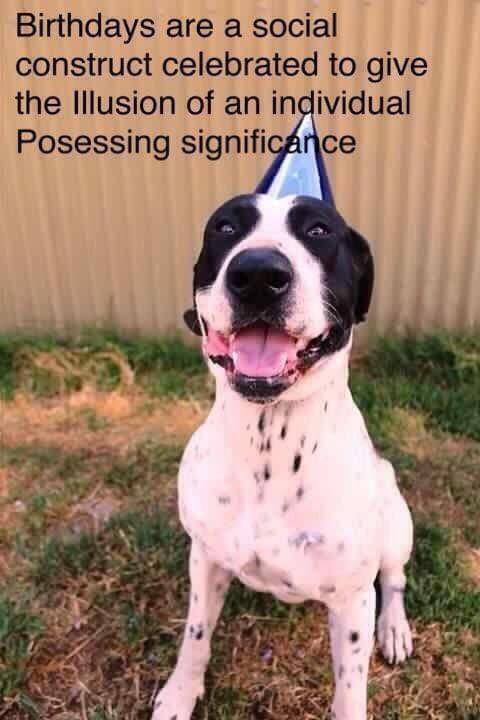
(151, 673, 202, 720)
(377, 607, 413, 664)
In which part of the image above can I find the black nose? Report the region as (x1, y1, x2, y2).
(226, 248, 294, 308)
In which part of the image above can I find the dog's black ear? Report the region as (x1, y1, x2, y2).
(183, 308, 202, 336)
(347, 229, 374, 324)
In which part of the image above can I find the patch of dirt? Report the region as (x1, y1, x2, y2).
(465, 548, 480, 586)
(55, 489, 121, 539)
(392, 408, 480, 541)
(1, 389, 207, 453)
(0, 467, 17, 537)
(68, 385, 133, 418)
(0, 467, 8, 499)
(150, 398, 207, 437)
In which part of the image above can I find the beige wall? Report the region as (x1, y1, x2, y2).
(2, 0, 479, 340)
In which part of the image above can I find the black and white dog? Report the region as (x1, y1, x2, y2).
(153, 193, 413, 720)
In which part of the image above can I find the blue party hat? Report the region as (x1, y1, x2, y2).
(256, 113, 334, 206)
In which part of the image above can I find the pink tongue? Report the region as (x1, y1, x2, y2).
(230, 324, 297, 377)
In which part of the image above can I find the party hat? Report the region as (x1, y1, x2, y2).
(256, 113, 335, 206)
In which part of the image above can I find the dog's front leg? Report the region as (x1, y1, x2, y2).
(152, 541, 232, 720)
(328, 585, 375, 720)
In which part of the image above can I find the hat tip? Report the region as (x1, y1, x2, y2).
(255, 113, 334, 206)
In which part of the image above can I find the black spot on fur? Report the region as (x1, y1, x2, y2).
(312, 442, 318, 453)
(255, 554, 261, 567)
(300, 434, 306, 448)
(189, 623, 205, 640)
(264, 464, 271, 481)
(266, 437, 271, 452)
(193, 593, 198, 603)
(282, 501, 290, 513)
(280, 424, 287, 439)
(218, 496, 231, 505)
(293, 454, 302, 473)
(350, 631, 360, 643)
(296, 485, 305, 500)
(338, 664, 345, 679)
(258, 410, 266, 434)
(353, 646, 361, 655)
(347, 682, 352, 689)
(358, 664, 363, 674)
(324, 401, 328, 412)
(254, 472, 261, 484)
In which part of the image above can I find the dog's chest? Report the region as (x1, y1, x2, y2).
(179, 395, 381, 604)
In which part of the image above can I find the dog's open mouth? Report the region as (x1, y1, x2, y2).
(204, 320, 342, 383)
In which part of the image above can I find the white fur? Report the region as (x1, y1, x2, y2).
(153, 199, 413, 720)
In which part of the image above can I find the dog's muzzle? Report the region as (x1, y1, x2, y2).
(201, 247, 349, 402)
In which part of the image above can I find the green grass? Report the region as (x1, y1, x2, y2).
(353, 333, 480, 441)
(1, 442, 91, 479)
(407, 518, 480, 631)
(0, 443, 96, 544)
(30, 508, 189, 590)
(1, 443, 65, 473)
(33, 532, 99, 586)
(0, 330, 204, 400)
(417, 450, 480, 547)
(199, 687, 250, 719)
(88, 710, 118, 720)
(0, 334, 58, 399)
(1, 330, 479, 718)
(105, 441, 183, 490)
(106, 509, 189, 573)
(0, 595, 42, 699)
(224, 581, 306, 622)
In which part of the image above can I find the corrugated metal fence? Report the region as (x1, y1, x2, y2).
(2, 0, 479, 339)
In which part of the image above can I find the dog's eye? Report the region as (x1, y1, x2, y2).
(307, 224, 329, 238)
(217, 221, 236, 235)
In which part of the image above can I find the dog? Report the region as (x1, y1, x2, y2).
(152, 193, 413, 720)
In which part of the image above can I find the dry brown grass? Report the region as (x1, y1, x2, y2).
(1, 384, 479, 720)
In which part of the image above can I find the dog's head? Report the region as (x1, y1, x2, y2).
(185, 194, 374, 403)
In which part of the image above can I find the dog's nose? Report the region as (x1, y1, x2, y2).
(226, 248, 294, 307)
